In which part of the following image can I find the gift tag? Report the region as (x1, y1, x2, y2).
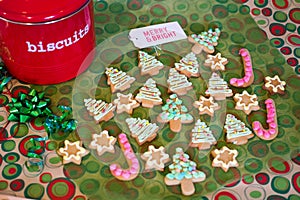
(129, 22, 187, 49)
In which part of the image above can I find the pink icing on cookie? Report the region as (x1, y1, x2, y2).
(252, 99, 278, 140)
(109, 133, 140, 180)
(230, 48, 254, 88)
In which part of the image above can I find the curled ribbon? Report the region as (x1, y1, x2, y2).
(44, 105, 77, 136)
(0, 64, 12, 93)
(7, 89, 52, 123)
(24, 137, 47, 176)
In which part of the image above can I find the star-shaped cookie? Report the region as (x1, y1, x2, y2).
(113, 93, 140, 114)
(233, 90, 260, 115)
(57, 140, 89, 165)
(89, 130, 116, 156)
(193, 96, 220, 117)
(263, 75, 286, 95)
(141, 145, 170, 171)
(204, 53, 228, 71)
(211, 146, 238, 172)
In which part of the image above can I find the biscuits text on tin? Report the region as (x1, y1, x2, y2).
(25, 24, 89, 53)
(143, 27, 177, 43)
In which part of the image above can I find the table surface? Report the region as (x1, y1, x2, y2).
(0, 0, 299, 199)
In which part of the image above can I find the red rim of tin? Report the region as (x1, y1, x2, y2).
(0, 0, 89, 24)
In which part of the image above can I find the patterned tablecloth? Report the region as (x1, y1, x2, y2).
(0, 0, 299, 199)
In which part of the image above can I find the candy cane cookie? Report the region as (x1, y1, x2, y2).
(109, 133, 140, 181)
(252, 99, 278, 140)
(230, 48, 254, 88)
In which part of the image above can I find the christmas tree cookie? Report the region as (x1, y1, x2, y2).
(174, 52, 200, 78)
(157, 94, 193, 132)
(224, 114, 254, 145)
(135, 78, 163, 108)
(84, 98, 116, 123)
(105, 67, 135, 93)
(205, 72, 233, 100)
(252, 99, 278, 140)
(164, 147, 206, 196)
(188, 28, 221, 54)
(189, 119, 217, 150)
(138, 51, 164, 76)
(167, 68, 193, 96)
(141, 145, 170, 171)
(125, 117, 159, 145)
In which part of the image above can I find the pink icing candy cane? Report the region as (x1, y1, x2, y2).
(230, 48, 254, 88)
(252, 99, 278, 140)
(109, 133, 140, 181)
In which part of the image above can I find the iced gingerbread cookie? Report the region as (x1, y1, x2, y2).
(157, 94, 193, 132)
(224, 114, 254, 145)
(174, 52, 200, 78)
(263, 75, 286, 95)
(109, 133, 140, 181)
(105, 67, 135, 93)
(211, 146, 239, 172)
(189, 119, 217, 150)
(252, 99, 278, 140)
(233, 90, 260, 115)
(230, 48, 254, 87)
(204, 52, 228, 71)
(126, 117, 158, 145)
(205, 72, 233, 100)
(188, 28, 221, 54)
(57, 140, 89, 165)
(135, 78, 163, 108)
(193, 96, 220, 117)
(113, 93, 139, 114)
(84, 98, 115, 123)
(164, 147, 206, 196)
(141, 145, 170, 171)
(167, 68, 193, 96)
(89, 130, 116, 156)
(138, 51, 164, 76)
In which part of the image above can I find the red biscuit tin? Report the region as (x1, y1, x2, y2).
(0, 0, 96, 84)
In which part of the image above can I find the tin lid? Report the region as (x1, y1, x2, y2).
(0, 0, 89, 23)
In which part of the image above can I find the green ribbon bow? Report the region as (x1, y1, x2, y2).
(44, 105, 77, 136)
(7, 89, 52, 123)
